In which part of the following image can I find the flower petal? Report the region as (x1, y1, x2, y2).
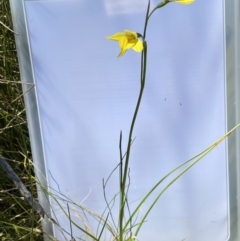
(124, 30, 138, 39)
(107, 29, 144, 57)
(175, 0, 195, 4)
(118, 37, 129, 57)
(106, 32, 126, 41)
(132, 40, 144, 52)
(118, 49, 127, 58)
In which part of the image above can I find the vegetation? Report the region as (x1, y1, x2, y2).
(0, 1, 44, 240)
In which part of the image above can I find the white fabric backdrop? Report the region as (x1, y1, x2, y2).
(24, 0, 228, 240)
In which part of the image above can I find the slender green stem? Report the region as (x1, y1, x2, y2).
(119, 131, 123, 234)
(118, 1, 173, 239)
(119, 22, 149, 241)
(143, 0, 151, 39)
(119, 49, 146, 241)
(148, 0, 169, 20)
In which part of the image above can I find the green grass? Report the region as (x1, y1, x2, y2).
(0, 1, 44, 240)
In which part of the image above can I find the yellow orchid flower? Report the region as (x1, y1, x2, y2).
(171, 0, 195, 4)
(107, 30, 143, 58)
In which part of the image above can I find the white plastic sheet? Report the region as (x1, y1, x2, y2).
(23, 0, 228, 240)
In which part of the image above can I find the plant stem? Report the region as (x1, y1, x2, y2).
(148, 0, 169, 20)
(119, 33, 148, 241)
(118, 0, 169, 239)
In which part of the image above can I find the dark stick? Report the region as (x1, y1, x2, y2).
(0, 155, 76, 240)
(0, 155, 45, 216)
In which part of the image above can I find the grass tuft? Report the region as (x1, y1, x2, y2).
(0, 1, 44, 240)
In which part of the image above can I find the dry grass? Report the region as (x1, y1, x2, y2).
(0, 1, 44, 240)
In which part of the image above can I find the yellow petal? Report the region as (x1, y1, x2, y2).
(118, 49, 127, 58)
(132, 40, 143, 52)
(126, 42, 137, 50)
(175, 0, 195, 4)
(118, 37, 129, 57)
(106, 32, 126, 41)
(107, 29, 143, 57)
(124, 30, 138, 39)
